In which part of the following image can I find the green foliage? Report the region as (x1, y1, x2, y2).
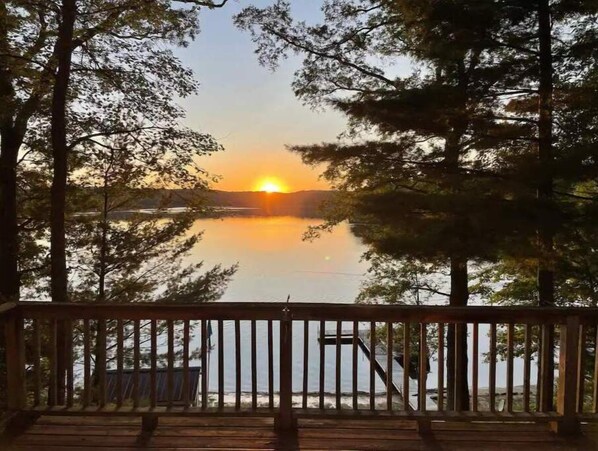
(66, 123, 237, 305)
(1, 0, 235, 411)
(237, 0, 598, 309)
(357, 254, 449, 305)
(0, 1, 237, 304)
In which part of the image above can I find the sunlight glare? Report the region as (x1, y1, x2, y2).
(256, 178, 286, 193)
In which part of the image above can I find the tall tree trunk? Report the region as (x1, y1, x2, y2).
(0, 131, 20, 409)
(443, 64, 471, 410)
(49, 0, 76, 406)
(50, 0, 76, 304)
(91, 181, 109, 403)
(0, 2, 20, 305)
(537, 0, 555, 412)
(0, 133, 20, 304)
(446, 257, 470, 410)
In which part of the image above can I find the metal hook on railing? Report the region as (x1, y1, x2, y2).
(282, 294, 291, 320)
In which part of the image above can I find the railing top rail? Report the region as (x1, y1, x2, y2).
(14, 301, 598, 324)
(0, 301, 17, 317)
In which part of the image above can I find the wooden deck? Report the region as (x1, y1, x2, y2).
(3, 303, 598, 448)
(2, 415, 598, 450)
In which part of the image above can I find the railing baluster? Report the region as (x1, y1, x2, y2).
(577, 324, 586, 413)
(33, 319, 41, 407)
(523, 324, 532, 413)
(202, 319, 208, 410)
(507, 323, 514, 412)
(438, 323, 445, 412)
(403, 322, 410, 411)
(454, 323, 465, 411)
(319, 320, 325, 410)
(117, 319, 124, 408)
(419, 323, 427, 412)
(49, 319, 57, 407)
(133, 320, 140, 408)
(278, 307, 294, 430)
(251, 319, 257, 410)
(5, 311, 25, 410)
(352, 321, 358, 411)
(235, 319, 241, 410)
(557, 316, 581, 434)
(183, 320, 190, 408)
(65, 322, 73, 408)
(370, 321, 376, 411)
(268, 320, 274, 409)
(489, 323, 497, 413)
(336, 321, 342, 410)
(150, 320, 157, 408)
(472, 322, 478, 412)
(303, 320, 309, 409)
(594, 326, 598, 414)
(167, 320, 174, 408)
(536, 324, 542, 413)
(539, 324, 554, 412)
(386, 322, 393, 411)
(218, 319, 224, 410)
(83, 319, 91, 407)
(577, 324, 585, 414)
(97, 319, 107, 409)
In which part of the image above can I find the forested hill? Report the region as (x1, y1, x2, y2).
(135, 189, 335, 217)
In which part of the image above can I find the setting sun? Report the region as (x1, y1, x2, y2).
(255, 178, 286, 193)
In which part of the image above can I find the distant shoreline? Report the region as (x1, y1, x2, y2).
(75, 189, 335, 219)
(75, 205, 327, 220)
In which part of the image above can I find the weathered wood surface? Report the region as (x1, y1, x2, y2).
(3, 415, 597, 450)
(14, 301, 598, 324)
(104, 367, 202, 406)
(0, 301, 17, 315)
(6, 302, 598, 434)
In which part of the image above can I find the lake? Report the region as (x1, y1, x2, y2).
(179, 216, 535, 405)
(186, 216, 368, 303)
(184, 216, 388, 404)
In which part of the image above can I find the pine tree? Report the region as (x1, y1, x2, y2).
(0, 0, 231, 304)
(1, 0, 232, 405)
(69, 118, 237, 307)
(236, 0, 518, 410)
(237, 0, 598, 410)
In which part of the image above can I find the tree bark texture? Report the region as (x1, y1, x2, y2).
(537, 0, 555, 411)
(49, 0, 77, 406)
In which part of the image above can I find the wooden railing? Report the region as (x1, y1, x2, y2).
(2, 302, 598, 434)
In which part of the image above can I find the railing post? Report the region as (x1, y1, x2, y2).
(276, 305, 296, 431)
(539, 323, 555, 412)
(5, 309, 26, 410)
(454, 323, 465, 411)
(552, 315, 580, 435)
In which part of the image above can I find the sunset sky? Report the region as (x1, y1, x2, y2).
(175, 2, 347, 193)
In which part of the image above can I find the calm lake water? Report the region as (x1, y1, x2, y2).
(184, 216, 387, 401)
(186, 216, 368, 303)
(178, 216, 535, 403)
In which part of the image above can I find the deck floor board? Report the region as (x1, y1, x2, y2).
(2, 415, 597, 450)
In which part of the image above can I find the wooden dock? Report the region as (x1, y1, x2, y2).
(321, 329, 437, 410)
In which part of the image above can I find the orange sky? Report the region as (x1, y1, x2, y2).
(197, 143, 333, 193)
(175, 3, 412, 193)
(178, 3, 347, 193)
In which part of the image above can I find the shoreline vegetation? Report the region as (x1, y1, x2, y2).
(76, 189, 335, 219)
